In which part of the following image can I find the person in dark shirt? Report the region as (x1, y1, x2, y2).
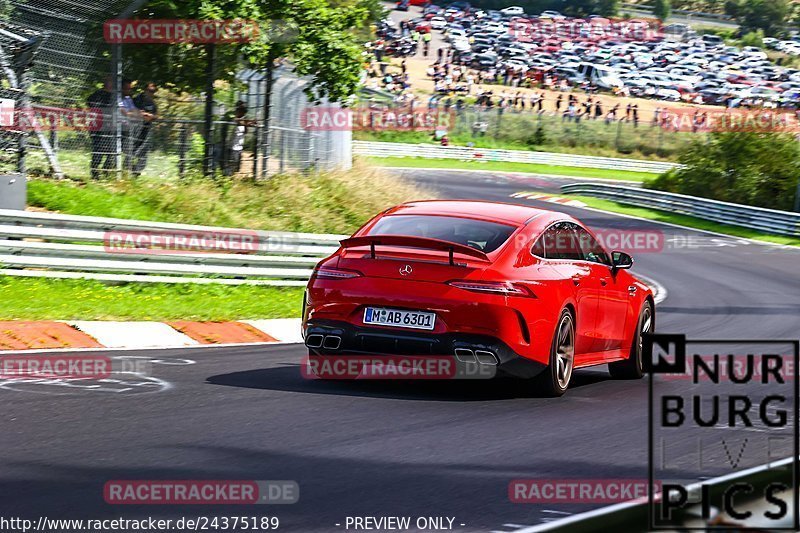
(87, 77, 114, 179)
(132, 82, 158, 176)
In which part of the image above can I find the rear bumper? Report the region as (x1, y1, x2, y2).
(304, 320, 547, 379)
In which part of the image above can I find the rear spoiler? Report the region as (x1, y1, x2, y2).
(339, 235, 489, 266)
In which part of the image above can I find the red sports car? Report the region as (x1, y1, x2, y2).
(303, 200, 655, 396)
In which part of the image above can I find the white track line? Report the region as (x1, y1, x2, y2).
(381, 166, 645, 185)
(636, 273, 669, 305)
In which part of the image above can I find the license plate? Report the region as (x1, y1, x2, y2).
(363, 307, 436, 330)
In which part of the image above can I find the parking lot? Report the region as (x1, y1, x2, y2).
(376, 2, 800, 111)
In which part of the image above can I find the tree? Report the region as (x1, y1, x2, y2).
(122, 0, 371, 100)
(649, 132, 800, 211)
(653, 0, 671, 22)
(739, 29, 764, 47)
(119, 0, 370, 175)
(725, 0, 789, 36)
(562, 0, 620, 17)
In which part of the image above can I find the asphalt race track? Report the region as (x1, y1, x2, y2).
(2, 169, 799, 532)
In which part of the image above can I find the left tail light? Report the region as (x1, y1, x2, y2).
(447, 280, 535, 297)
(313, 267, 363, 280)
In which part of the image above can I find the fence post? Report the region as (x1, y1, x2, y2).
(260, 52, 277, 180)
(280, 131, 286, 174)
(178, 124, 188, 179)
(202, 43, 216, 177)
(112, 43, 122, 176)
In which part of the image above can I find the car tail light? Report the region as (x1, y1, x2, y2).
(447, 280, 535, 297)
(313, 267, 362, 280)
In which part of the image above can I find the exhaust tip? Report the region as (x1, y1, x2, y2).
(475, 350, 499, 365)
(454, 348, 476, 364)
(322, 335, 342, 350)
(306, 334, 324, 349)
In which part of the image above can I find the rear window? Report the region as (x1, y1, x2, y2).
(366, 215, 516, 253)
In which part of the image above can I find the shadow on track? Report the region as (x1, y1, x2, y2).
(205, 365, 614, 402)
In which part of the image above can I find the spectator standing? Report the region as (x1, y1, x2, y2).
(87, 77, 114, 179)
(118, 79, 140, 171)
(225, 101, 255, 175)
(131, 81, 158, 177)
(652, 106, 662, 127)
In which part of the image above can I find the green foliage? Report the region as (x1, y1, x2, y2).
(525, 125, 548, 147)
(649, 132, 800, 211)
(0, 276, 304, 321)
(189, 132, 206, 167)
(653, 0, 672, 21)
(26, 162, 426, 234)
(124, 0, 371, 102)
(725, 0, 789, 36)
(0, 0, 12, 21)
(740, 29, 764, 47)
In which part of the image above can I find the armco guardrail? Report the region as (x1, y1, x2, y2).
(0, 209, 345, 285)
(517, 456, 795, 532)
(621, 2, 736, 23)
(560, 183, 800, 237)
(354, 141, 679, 174)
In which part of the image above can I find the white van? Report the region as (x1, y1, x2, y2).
(575, 63, 623, 89)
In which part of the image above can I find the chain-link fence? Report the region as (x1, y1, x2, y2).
(449, 107, 698, 159)
(1, 1, 348, 181)
(355, 97, 698, 160)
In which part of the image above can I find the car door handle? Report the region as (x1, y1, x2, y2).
(628, 285, 638, 294)
(600, 278, 608, 286)
(572, 276, 581, 286)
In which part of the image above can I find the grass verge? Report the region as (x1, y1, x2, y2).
(570, 195, 800, 247)
(27, 162, 429, 234)
(0, 277, 305, 321)
(15, 164, 428, 321)
(367, 156, 660, 183)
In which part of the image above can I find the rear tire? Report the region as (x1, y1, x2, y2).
(532, 308, 575, 397)
(609, 300, 653, 380)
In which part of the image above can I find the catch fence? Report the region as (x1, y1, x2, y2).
(1, 1, 346, 182)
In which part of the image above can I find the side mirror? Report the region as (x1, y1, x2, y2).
(612, 251, 633, 271)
